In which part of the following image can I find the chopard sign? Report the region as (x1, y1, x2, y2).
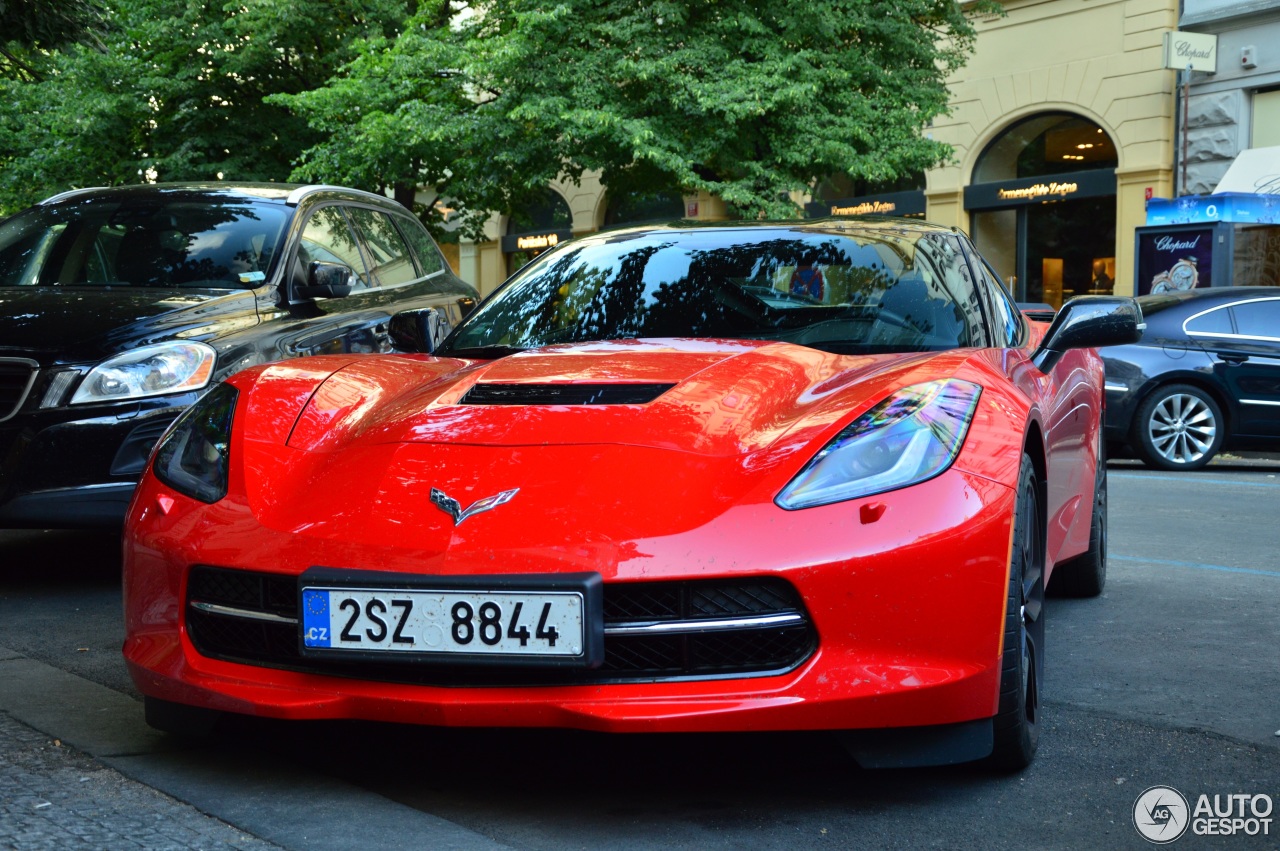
(1154, 235, 1201, 252)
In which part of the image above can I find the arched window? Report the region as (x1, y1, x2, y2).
(974, 113, 1117, 182)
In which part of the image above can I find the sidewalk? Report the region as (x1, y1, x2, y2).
(1, 712, 278, 850)
(0, 647, 508, 851)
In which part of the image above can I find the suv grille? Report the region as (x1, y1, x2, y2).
(0, 359, 39, 423)
(186, 566, 816, 685)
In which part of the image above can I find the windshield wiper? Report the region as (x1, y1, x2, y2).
(436, 344, 528, 360)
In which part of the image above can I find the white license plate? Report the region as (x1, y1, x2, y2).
(300, 587, 585, 657)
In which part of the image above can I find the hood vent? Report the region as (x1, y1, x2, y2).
(462, 382, 675, 406)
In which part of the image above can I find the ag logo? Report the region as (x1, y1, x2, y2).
(1134, 785, 1190, 844)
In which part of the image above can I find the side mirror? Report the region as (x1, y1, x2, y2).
(389, 307, 451, 354)
(296, 261, 355, 300)
(457, 296, 478, 318)
(1032, 295, 1143, 372)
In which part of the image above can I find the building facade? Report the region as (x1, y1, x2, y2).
(926, 0, 1180, 305)
(1177, 0, 1280, 195)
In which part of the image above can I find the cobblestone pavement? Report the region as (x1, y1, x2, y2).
(0, 713, 278, 851)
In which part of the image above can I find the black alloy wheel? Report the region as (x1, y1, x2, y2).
(990, 453, 1044, 770)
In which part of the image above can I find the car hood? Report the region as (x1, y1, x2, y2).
(0, 287, 259, 360)
(282, 339, 970, 457)
(233, 341, 977, 549)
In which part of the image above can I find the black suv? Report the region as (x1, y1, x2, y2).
(0, 183, 478, 527)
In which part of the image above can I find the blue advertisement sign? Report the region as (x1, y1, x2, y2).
(1146, 193, 1280, 225)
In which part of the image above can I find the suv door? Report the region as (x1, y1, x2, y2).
(250, 199, 478, 361)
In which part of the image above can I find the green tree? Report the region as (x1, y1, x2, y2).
(279, 0, 995, 233)
(0, 0, 106, 81)
(0, 0, 412, 215)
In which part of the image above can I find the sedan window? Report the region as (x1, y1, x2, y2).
(1231, 298, 1280, 340)
(1184, 305, 1234, 336)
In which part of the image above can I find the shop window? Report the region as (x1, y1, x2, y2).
(1254, 88, 1280, 149)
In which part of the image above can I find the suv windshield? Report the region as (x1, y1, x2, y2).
(440, 226, 981, 357)
(0, 196, 291, 289)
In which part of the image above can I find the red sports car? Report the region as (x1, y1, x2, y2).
(123, 219, 1139, 769)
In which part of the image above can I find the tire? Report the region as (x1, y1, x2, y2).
(144, 696, 221, 737)
(1048, 442, 1106, 598)
(1132, 383, 1224, 471)
(989, 454, 1044, 771)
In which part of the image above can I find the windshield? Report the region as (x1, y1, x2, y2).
(0, 196, 291, 289)
(441, 226, 982, 357)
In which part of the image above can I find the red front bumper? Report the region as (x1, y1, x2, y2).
(123, 467, 1015, 734)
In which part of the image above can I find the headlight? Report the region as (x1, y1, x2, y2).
(152, 383, 237, 503)
(776, 379, 982, 510)
(70, 342, 216, 404)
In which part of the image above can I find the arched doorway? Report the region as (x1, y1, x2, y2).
(807, 170, 926, 219)
(603, 189, 684, 228)
(503, 189, 573, 277)
(966, 113, 1118, 307)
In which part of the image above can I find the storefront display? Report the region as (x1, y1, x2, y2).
(1138, 193, 1280, 292)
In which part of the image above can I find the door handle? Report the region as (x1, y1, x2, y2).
(1220, 354, 1249, 365)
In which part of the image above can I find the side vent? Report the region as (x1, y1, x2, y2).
(461, 383, 675, 406)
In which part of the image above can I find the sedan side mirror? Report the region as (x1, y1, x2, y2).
(389, 307, 451, 354)
(296, 261, 355, 300)
(1032, 295, 1143, 372)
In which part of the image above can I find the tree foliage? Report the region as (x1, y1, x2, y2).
(0, 0, 107, 81)
(2, 0, 993, 234)
(280, 0, 993, 232)
(0, 0, 409, 214)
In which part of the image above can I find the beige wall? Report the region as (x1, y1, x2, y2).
(928, 0, 1180, 295)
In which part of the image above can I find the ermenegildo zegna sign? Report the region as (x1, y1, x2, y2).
(965, 169, 1117, 210)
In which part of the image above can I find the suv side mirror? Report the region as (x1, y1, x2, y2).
(389, 307, 451, 354)
(1032, 295, 1143, 372)
(296, 261, 355, 300)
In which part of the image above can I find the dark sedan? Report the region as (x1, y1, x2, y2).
(1102, 287, 1280, 470)
(0, 183, 477, 528)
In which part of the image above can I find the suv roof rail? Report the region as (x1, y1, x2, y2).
(38, 187, 106, 206)
(285, 185, 395, 206)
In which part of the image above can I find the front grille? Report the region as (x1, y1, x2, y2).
(461, 383, 674, 406)
(186, 566, 816, 685)
(0, 359, 39, 423)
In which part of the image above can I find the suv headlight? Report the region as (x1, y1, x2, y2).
(776, 379, 982, 510)
(70, 342, 216, 405)
(152, 383, 237, 503)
